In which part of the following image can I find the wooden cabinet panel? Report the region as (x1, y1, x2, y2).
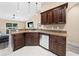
(53, 8, 59, 24)
(12, 34, 25, 51)
(53, 7, 66, 24)
(49, 35, 57, 53)
(33, 38, 39, 45)
(25, 38, 34, 46)
(61, 7, 66, 24)
(49, 35, 66, 56)
(41, 3, 68, 24)
(25, 32, 39, 46)
(56, 43, 66, 56)
(41, 10, 54, 24)
(56, 7, 66, 24)
(25, 33, 33, 46)
(41, 12, 47, 24)
(47, 10, 54, 24)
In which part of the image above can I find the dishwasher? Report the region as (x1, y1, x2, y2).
(40, 34, 49, 49)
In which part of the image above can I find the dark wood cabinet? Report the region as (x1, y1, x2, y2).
(47, 10, 54, 24)
(12, 31, 66, 56)
(12, 33, 25, 51)
(41, 10, 54, 24)
(25, 32, 39, 46)
(12, 32, 40, 51)
(53, 7, 66, 24)
(41, 12, 47, 24)
(41, 3, 68, 24)
(49, 35, 66, 56)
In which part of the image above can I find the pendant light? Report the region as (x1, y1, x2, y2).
(35, 2, 38, 11)
(12, 3, 20, 19)
(28, 2, 30, 12)
(12, 14, 15, 19)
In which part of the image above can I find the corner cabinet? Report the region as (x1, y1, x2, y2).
(41, 3, 68, 24)
(49, 35, 66, 56)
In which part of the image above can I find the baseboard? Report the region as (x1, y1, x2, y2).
(68, 41, 79, 54)
(68, 42, 79, 48)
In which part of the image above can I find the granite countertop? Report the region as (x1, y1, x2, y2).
(11, 29, 67, 37)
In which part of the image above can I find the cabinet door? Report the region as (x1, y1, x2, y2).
(47, 10, 54, 24)
(57, 7, 66, 24)
(25, 33, 34, 46)
(56, 43, 66, 56)
(41, 12, 47, 24)
(12, 34, 25, 51)
(49, 35, 58, 53)
(25, 37, 34, 46)
(53, 7, 66, 24)
(33, 33, 39, 45)
(61, 7, 66, 24)
(49, 35, 66, 56)
(56, 36, 66, 56)
(25, 32, 39, 46)
(53, 8, 59, 24)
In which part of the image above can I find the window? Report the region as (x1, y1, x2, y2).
(6, 23, 12, 27)
(6, 23, 18, 34)
(13, 23, 17, 27)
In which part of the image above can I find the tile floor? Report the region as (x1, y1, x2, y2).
(0, 42, 8, 50)
(9, 46, 79, 56)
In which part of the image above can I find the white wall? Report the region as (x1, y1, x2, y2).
(67, 4, 79, 46)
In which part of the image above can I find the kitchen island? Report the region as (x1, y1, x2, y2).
(11, 29, 67, 56)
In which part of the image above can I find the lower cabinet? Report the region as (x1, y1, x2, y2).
(49, 35, 66, 56)
(12, 32, 66, 56)
(12, 33, 25, 51)
(25, 32, 39, 46)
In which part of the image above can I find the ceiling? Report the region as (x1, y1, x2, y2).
(0, 2, 41, 21)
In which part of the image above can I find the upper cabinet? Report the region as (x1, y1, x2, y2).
(53, 6, 66, 24)
(41, 3, 68, 25)
(41, 12, 47, 24)
(47, 10, 55, 24)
